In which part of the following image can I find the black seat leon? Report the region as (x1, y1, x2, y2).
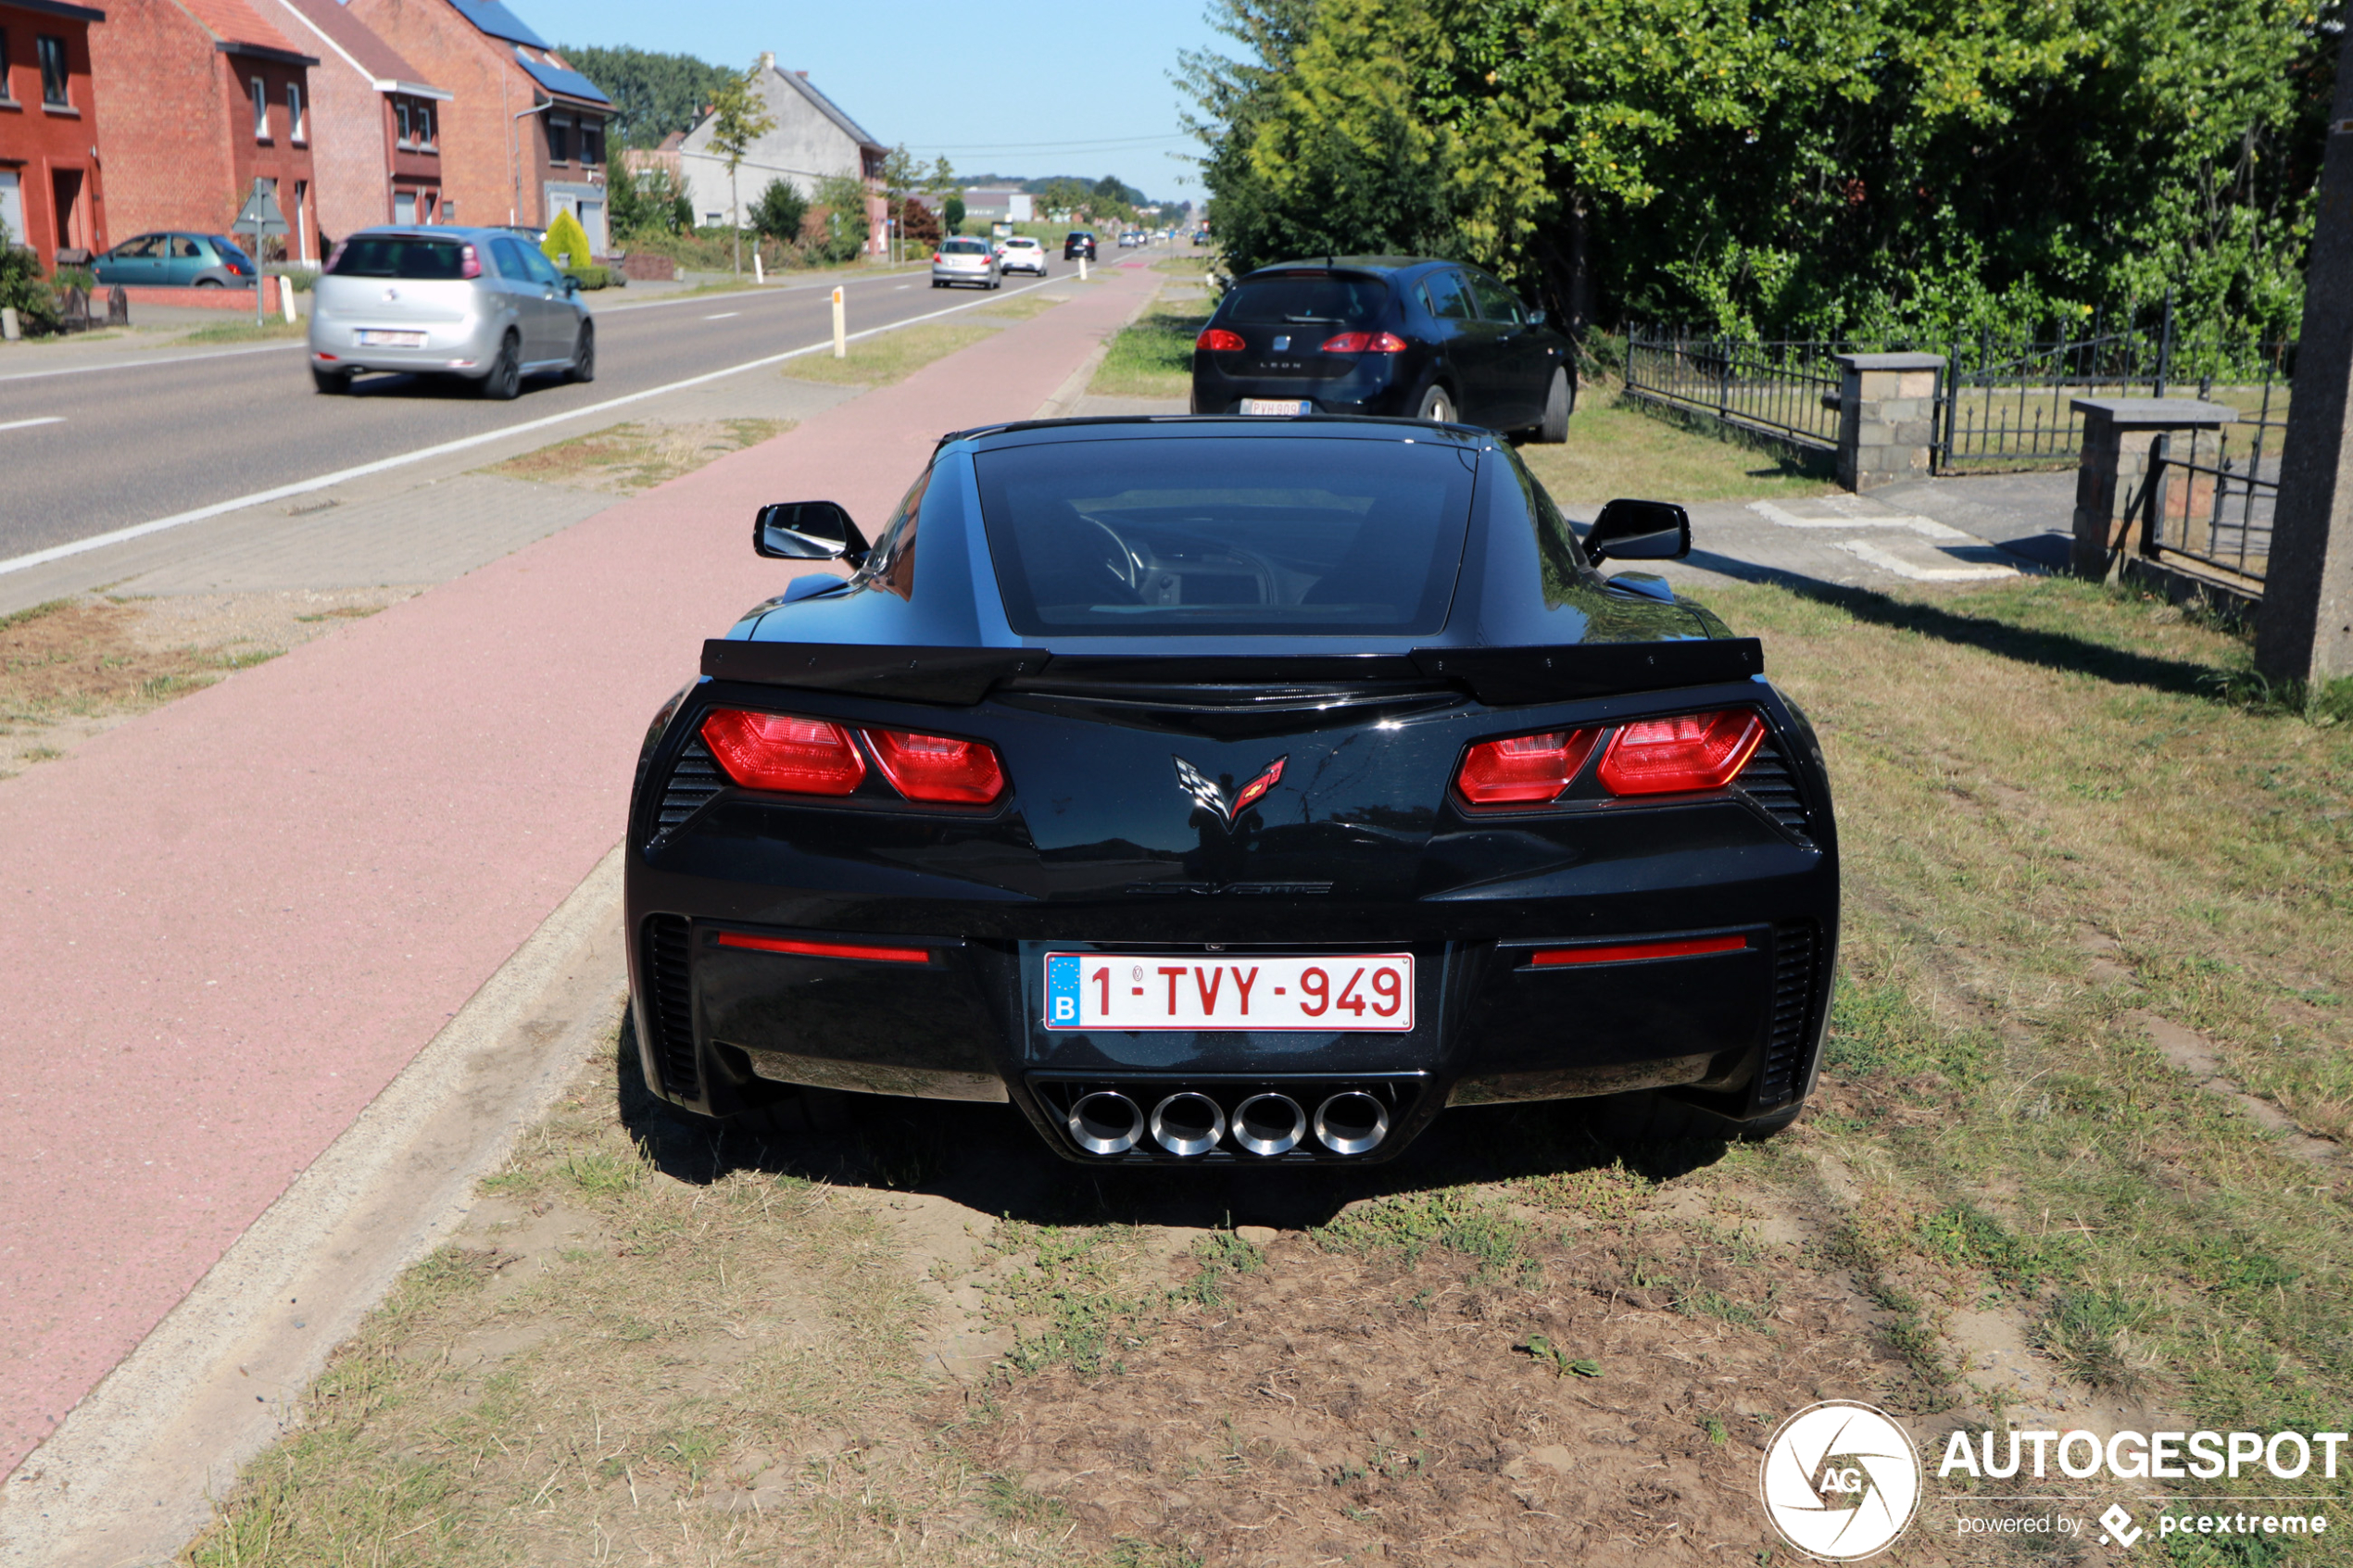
(1189, 256, 1576, 442)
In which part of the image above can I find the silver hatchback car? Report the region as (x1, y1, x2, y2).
(308, 227, 593, 398)
(931, 235, 1000, 290)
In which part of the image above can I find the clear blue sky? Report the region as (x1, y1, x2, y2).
(540, 1, 1226, 204)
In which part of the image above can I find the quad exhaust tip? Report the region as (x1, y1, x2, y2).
(1233, 1092, 1306, 1156)
(1314, 1090, 1389, 1155)
(1063, 1085, 1391, 1157)
(1068, 1090, 1144, 1155)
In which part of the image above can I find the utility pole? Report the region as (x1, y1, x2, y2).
(2258, 25, 2353, 691)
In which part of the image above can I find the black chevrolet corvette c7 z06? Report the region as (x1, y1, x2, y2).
(626, 416, 1838, 1164)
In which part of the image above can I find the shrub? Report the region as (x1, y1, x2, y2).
(542, 208, 595, 270)
(750, 179, 806, 243)
(898, 196, 940, 247)
(0, 240, 60, 333)
(562, 264, 619, 290)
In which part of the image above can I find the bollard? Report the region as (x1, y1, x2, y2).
(1, 307, 19, 342)
(280, 279, 297, 324)
(1079, 256, 1088, 282)
(754, 252, 764, 285)
(831, 285, 846, 358)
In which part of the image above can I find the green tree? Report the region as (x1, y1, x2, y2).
(810, 173, 872, 264)
(706, 64, 778, 276)
(942, 193, 966, 234)
(541, 207, 594, 270)
(0, 214, 60, 332)
(557, 44, 735, 148)
(750, 178, 807, 244)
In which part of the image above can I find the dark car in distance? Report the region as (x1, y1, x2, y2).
(624, 416, 1839, 1166)
(1191, 257, 1575, 442)
(1063, 231, 1098, 261)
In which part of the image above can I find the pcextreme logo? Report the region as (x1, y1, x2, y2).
(1759, 1401, 1924, 1562)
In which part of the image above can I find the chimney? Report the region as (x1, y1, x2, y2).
(797, 70, 809, 78)
(758, 51, 774, 71)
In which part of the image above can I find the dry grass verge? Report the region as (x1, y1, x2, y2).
(973, 290, 1071, 322)
(783, 322, 996, 388)
(485, 419, 789, 495)
(1518, 384, 1836, 506)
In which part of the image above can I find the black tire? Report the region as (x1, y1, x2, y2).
(1416, 383, 1458, 426)
(1536, 367, 1571, 443)
(479, 332, 522, 400)
(195, 278, 223, 289)
(568, 320, 596, 383)
(310, 366, 349, 395)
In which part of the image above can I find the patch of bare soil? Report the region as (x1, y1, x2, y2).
(0, 589, 415, 775)
(486, 418, 790, 495)
(971, 1208, 1957, 1566)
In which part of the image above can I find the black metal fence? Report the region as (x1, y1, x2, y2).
(1620, 330, 1845, 451)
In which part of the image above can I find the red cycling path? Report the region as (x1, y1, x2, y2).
(0, 262, 1160, 1474)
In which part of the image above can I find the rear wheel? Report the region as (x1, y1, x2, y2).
(1535, 367, 1571, 443)
(478, 332, 522, 400)
(568, 320, 596, 383)
(1416, 383, 1457, 425)
(310, 366, 349, 395)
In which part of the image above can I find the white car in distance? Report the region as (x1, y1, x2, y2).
(998, 235, 1049, 277)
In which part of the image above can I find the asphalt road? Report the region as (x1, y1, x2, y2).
(0, 266, 1073, 560)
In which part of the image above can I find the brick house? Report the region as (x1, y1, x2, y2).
(342, 0, 609, 247)
(85, 0, 321, 261)
(256, 0, 446, 247)
(676, 53, 886, 254)
(0, 0, 107, 265)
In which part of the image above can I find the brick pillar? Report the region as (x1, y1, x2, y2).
(1831, 352, 1945, 491)
(2067, 398, 2237, 580)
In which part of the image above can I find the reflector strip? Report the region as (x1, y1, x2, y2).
(1529, 935, 1749, 966)
(714, 932, 932, 964)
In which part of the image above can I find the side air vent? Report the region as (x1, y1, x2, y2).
(641, 914, 698, 1098)
(655, 738, 724, 837)
(1756, 921, 1821, 1106)
(1735, 735, 1810, 835)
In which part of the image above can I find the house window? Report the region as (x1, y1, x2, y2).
(286, 82, 304, 142)
(37, 35, 67, 107)
(547, 115, 571, 164)
(416, 101, 435, 148)
(580, 119, 603, 166)
(251, 75, 268, 139)
(0, 31, 15, 105)
(395, 100, 409, 146)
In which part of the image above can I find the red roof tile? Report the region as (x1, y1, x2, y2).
(270, 0, 437, 87)
(172, 0, 307, 56)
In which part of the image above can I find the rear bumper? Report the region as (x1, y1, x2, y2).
(1189, 359, 1416, 418)
(625, 881, 1834, 1164)
(932, 265, 995, 285)
(308, 315, 497, 376)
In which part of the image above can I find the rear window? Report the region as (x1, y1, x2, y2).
(975, 436, 1474, 637)
(1223, 274, 1389, 329)
(329, 236, 467, 280)
(942, 238, 990, 255)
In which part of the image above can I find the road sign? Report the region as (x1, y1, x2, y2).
(233, 185, 288, 237)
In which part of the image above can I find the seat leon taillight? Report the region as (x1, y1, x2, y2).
(1596, 709, 1767, 795)
(1196, 327, 1245, 352)
(1317, 331, 1408, 353)
(699, 709, 866, 795)
(1455, 729, 1602, 807)
(866, 728, 1007, 804)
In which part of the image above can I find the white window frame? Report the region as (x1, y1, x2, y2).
(251, 75, 268, 140)
(286, 81, 304, 144)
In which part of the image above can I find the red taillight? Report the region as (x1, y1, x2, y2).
(1455, 729, 1601, 807)
(1596, 709, 1766, 796)
(1530, 935, 1749, 966)
(714, 932, 932, 965)
(1196, 327, 1246, 352)
(865, 728, 1006, 804)
(459, 244, 482, 279)
(932, 251, 943, 263)
(699, 709, 866, 796)
(1317, 331, 1408, 353)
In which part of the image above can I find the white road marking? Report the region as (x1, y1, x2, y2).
(703, 311, 740, 320)
(0, 276, 1065, 580)
(0, 342, 304, 383)
(1747, 499, 1975, 541)
(0, 416, 66, 432)
(1833, 537, 2017, 581)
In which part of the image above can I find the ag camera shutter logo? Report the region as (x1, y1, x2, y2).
(1759, 1400, 1923, 1561)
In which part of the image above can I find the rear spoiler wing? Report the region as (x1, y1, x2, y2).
(699, 638, 1763, 707)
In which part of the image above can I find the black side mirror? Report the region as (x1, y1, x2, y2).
(754, 501, 870, 566)
(1586, 498, 1691, 563)
(563, 275, 581, 295)
(1528, 307, 1547, 326)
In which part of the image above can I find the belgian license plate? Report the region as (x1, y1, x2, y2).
(1043, 952, 1413, 1032)
(358, 329, 426, 347)
(1240, 398, 1311, 416)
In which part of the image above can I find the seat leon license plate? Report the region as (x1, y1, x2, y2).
(1044, 953, 1412, 1031)
(1240, 398, 1311, 416)
(358, 329, 426, 347)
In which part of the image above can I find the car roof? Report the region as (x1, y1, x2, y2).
(1238, 257, 1452, 280)
(939, 412, 1492, 455)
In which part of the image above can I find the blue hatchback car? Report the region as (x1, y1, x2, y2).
(91, 232, 258, 288)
